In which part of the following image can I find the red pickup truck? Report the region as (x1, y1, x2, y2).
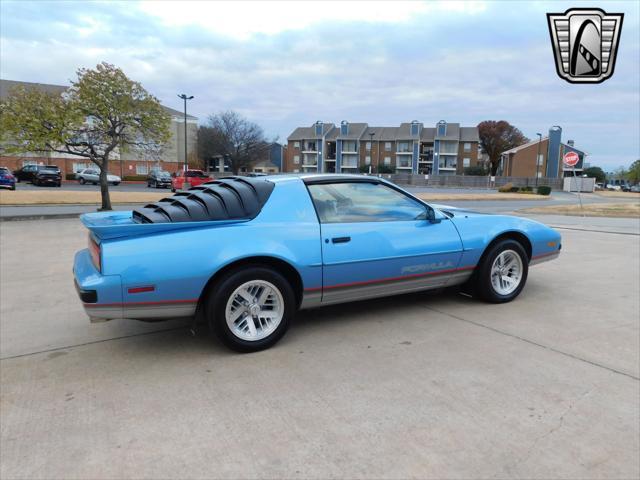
(171, 170, 212, 192)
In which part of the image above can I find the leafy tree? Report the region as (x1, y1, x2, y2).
(626, 159, 640, 184)
(583, 166, 606, 183)
(0, 63, 171, 210)
(477, 120, 529, 175)
(198, 111, 270, 174)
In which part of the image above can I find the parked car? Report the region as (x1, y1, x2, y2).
(606, 184, 621, 191)
(77, 168, 121, 186)
(0, 167, 16, 190)
(33, 166, 62, 187)
(171, 169, 211, 192)
(73, 174, 562, 352)
(147, 170, 172, 189)
(630, 185, 640, 193)
(620, 184, 631, 192)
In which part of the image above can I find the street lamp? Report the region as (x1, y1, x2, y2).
(368, 132, 375, 173)
(535, 132, 542, 186)
(178, 94, 194, 189)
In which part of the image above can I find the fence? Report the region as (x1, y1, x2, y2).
(216, 171, 565, 190)
(378, 173, 564, 190)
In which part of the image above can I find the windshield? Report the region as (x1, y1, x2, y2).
(0, 167, 9, 174)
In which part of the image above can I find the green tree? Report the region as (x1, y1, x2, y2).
(477, 120, 529, 175)
(198, 111, 270, 174)
(0, 63, 170, 210)
(626, 159, 640, 184)
(583, 166, 606, 183)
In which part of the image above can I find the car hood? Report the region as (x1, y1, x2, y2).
(430, 203, 488, 217)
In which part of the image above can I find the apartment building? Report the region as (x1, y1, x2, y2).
(284, 120, 479, 175)
(0, 79, 197, 176)
(499, 126, 586, 178)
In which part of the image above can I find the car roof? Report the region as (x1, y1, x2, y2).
(268, 173, 390, 186)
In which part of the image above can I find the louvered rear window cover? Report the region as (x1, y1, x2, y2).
(132, 176, 275, 224)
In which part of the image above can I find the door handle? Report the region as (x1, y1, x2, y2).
(332, 236, 351, 244)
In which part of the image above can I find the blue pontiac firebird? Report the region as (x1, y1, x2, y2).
(73, 175, 561, 352)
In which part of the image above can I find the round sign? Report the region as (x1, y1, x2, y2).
(563, 151, 580, 167)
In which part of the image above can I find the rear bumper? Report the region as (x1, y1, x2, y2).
(73, 249, 123, 320)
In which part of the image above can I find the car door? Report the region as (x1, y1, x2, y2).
(306, 180, 464, 305)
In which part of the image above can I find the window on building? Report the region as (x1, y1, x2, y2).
(537, 154, 544, 166)
(384, 157, 391, 165)
(307, 182, 425, 224)
(365, 156, 371, 165)
(366, 142, 371, 151)
(397, 141, 411, 152)
(294, 141, 300, 149)
(385, 142, 392, 151)
(136, 164, 149, 175)
(293, 169, 300, 173)
(342, 141, 357, 152)
(463, 158, 471, 167)
(293, 155, 300, 164)
(464, 142, 471, 152)
(397, 157, 411, 168)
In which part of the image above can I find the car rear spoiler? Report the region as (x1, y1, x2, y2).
(80, 211, 249, 241)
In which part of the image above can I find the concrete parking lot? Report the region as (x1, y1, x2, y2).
(1, 217, 638, 479)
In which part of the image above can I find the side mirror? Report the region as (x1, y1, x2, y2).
(426, 207, 441, 224)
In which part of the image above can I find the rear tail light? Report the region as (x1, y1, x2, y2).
(88, 234, 101, 272)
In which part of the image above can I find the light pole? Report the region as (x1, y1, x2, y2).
(178, 94, 194, 189)
(535, 132, 542, 186)
(368, 132, 375, 174)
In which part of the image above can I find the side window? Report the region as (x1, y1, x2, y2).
(308, 182, 425, 223)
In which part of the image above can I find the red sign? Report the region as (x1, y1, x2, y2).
(563, 151, 580, 167)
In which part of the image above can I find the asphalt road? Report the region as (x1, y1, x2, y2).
(3, 185, 637, 220)
(15, 180, 163, 192)
(0, 217, 638, 479)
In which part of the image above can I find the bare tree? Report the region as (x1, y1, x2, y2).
(198, 111, 270, 174)
(478, 120, 529, 176)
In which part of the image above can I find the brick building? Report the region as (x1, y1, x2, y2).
(499, 126, 586, 178)
(0, 79, 197, 177)
(284, 120, 479, 175)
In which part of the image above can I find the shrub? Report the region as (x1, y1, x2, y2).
(537, 185, 552, 196)
(122, 175, 148, 181)
(378, 165, 395, 174)
(522, 186, 533, 192)
(498, 182, 514, 193)
(359, 165, 372, 173)
(65, 173, 77, 181)
(463, 166, 488, 176)
(510, 186, 520, 192)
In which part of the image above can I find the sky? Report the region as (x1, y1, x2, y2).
(1, 0, 638, 170)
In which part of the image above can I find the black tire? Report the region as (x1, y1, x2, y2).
(56, 182, 61, 187)
(171, 187, 176, 193)
(10, 185, 16, 191)
(112, 182, 120, 186)
(206, 266, 295, 352)
(147, 182, 151, 188)
(79, 177, 85, 184)
(474, 239, 528, 303)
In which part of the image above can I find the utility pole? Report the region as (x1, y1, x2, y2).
(178, 94, 194, 189)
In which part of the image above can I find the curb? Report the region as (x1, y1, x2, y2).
(0, 213, 83, 222)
